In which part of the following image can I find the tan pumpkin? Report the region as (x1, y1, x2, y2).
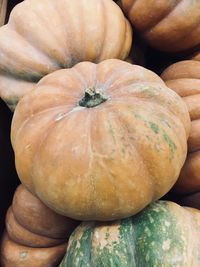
(1, 233, 67, 267)
(0, 0, 132, 111)
(161, 60, 200, 194)
(121, 0, 200, 53)
(11, 59, 190, 221)
(0, 0, 7, 26)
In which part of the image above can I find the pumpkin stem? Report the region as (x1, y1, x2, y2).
(79, 87, 108, 108)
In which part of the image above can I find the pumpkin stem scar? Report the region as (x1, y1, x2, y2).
(79, 87, 108, 108)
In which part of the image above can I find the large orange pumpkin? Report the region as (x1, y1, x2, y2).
(0, 0, 7, 26)
(11, 59, 190, 221)
(121, 0, 200, 53)
(161, 60, 200, 194)
(0, 0, 132, 111)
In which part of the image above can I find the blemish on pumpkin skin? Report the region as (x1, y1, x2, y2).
(20, 251, 28, 259)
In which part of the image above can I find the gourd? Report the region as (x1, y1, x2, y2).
(121, 0, 200, 53)
(11, 59, 190, 221)
(161, 60, 200, 194)
(0, 0, 132, 111)
(1, 184, 79, 266)
(0, 0, 7, 26)
(59, 201, 200, 267)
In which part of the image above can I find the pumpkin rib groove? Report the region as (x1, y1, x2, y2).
(96, 0, 106, 63)
(141, 0, 183, 34)
(119, 20, 131, 60)
(12, 105, 68, 147)
(11, 207, 67, 242)
(114, 102, 176, 200)
(127, 0, 182, 33)
(11, 4, 65, 69)
(143, 1, 200, 49)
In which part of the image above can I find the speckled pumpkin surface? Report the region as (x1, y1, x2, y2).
(161, 60, 200, 194)
(121, 0, 200, 53)
(11, 59, 190, 221)
(0, 0, 132, 111)
(59, 201, 200, 267)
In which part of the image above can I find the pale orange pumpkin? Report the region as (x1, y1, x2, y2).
(0, 0, 132, 111)
(161, 60, 200, 194)
(11, 59, 190, 221)
(121, 0, 200, 53)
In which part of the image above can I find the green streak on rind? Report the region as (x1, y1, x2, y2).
(60, 225, 93, 267)
(162, 132, 177, 159)
(92, 219, 136, 267)
(133, 201, 185, 267)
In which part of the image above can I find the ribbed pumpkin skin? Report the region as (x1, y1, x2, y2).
(11, 59, 190, 221)
(1, 233, 67, 267)
(5, 185, 79, 248)
(0, 0, 132, 111)
(121, 0, 200, 52)
(59, 201, 200, 267)
(12, 184, 79, 240)
(161, 60, 200, 194)
(0, 0, 7, 26)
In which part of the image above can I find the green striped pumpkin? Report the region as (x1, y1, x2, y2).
(59, 201, 200, 267)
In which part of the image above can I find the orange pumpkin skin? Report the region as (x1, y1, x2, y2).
(161, 60, 200, 194)
(12, 184, 79, 240)
(121, 0, 200, 53)
(6, 207, 66, 248)
(5, 185, 79, 248)
(11, 59, 190, 221)
(1, 233, 67, 267)
(0, 0, 7, 26)
(0, 0, 132, 111)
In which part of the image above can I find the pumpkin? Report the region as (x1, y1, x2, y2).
(0, 0, 7, 26)
(11, 59, 190, 221)
(5, 184, 79, 247)
(161, 60, 200, 194)
(1, 232, 67, 267)
(59, 201, 200, 267)
(121, 0, 200, 53)
(0, 0, 132, 111)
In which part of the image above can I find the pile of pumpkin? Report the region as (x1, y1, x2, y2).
(0, 0, 200, 266)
